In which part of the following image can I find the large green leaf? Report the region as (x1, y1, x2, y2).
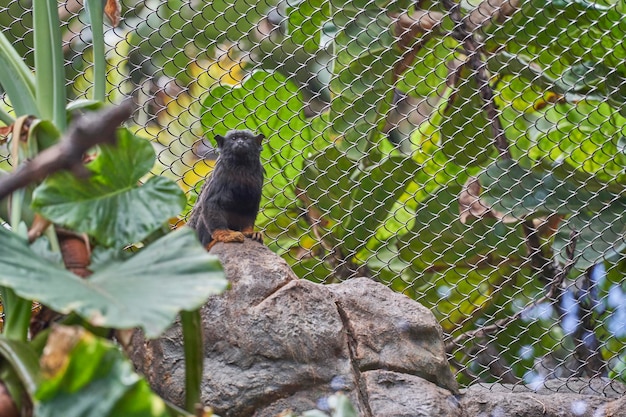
(130, 0, 271, 81)
(573, 7, 626, 74)
(35, 326, 180, 417)
(0, 226, 226, 338)
(33, 0, 66, 131)
(439, 66, 494, 167)
(480, 159, 579, 218)
(526, 102, 626, 186)
(32, 128, 186, 249)
(479, 160, 626, 270)
(330, 0, 412, 14)
(553, 201, 626, 270)
(330, 12, 399, 155)
(340, 155, 419, 255)
(287, 0, 330, 54)
(397, 37, 458, 99)
(298, 144, 357, 235)
(479, 159, 614, 217)
(399, 185, 522, 271)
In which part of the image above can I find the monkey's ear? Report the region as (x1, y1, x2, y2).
(215, 135, 225, 148)
(254, 134, 264, 147)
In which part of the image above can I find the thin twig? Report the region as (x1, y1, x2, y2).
(522, 220, 558, 283)
(573, 270, 606, 376)
(0, 101, 134, 202)
(442, 0, 511, 159)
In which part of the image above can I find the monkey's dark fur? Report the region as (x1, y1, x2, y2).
(188, 130, 264, 249)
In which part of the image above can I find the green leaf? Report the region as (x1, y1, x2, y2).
(575, 7, 626, 73)
(439, 66, 494, 166)
(32, 128, 186, 249)
(29, 119, 61, 151)
(35, 326, 177, 417)
(553, 201, 626, 270)
(330, 12, 399, 156)
(418, 265, 513, 333)
(330, 0, 412, 14)
(341, 155, 419, 255)
(397, 37, 459, 99)
(487, 52, 557, 93)
(287, 0, 330, 54)
(298, 144, 357, 234)
(479, 160, 626, 270)
(524, 102, 626, 187)
(479, 159, 603, 217)
(0, 336, 40, 396)
(66, 99, 105, 113)
(0, 226, 227, 338)
(33, 0, 66, 131)
(85, 0, 106, 101)
(399, 185, 520, 271)
(556, 61, 607, 93)
(0, 30, 38, 116)
(606, 70, 626, 118)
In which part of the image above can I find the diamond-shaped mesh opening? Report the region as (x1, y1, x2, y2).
(1, 0, 626, 393)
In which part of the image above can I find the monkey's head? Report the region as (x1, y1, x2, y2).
(215, 130, 264, 163)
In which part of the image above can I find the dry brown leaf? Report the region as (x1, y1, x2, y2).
(40, 325, 84, 378)
(459, 176, 517, 224)
(104, 0, 121, 27)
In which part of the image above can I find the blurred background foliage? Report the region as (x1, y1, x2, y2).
(1, 0, 626, 388)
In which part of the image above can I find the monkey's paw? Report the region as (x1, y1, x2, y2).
(243, 230, 264, 244)
(212, 229, 245, 243)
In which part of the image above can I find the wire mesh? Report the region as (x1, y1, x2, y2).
(1, 0, 626, 393)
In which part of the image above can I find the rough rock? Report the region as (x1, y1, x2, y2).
(363, 370, 462, 416)
(128, 239, 626, 416)
(460, 382, 626, 417)
(128, 240, 457, 416)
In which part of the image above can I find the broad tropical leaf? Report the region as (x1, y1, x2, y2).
(36, 326, 181, 417)
(32, 128, 186, 249)
(0, 226, 226, 337)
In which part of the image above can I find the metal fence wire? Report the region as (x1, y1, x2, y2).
(2, 0, 626, 393)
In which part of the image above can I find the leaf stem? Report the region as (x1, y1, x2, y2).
(86, 0, 107, 102)
(181, 309, 204, 412)
(0, 107, 15, 126)
(33, 0, 67, 131)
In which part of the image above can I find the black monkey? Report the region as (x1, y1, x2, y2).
(187, 130, 264, 249)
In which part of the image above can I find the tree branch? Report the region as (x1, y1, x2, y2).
(447, 232, 578, 353)
(0, 102, 134, 202)
(442, 0, 511, 159)
(465, 0, 522, 32)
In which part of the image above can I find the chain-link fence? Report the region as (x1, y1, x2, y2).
(2, 0, 626, 394)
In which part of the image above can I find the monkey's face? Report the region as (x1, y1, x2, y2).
(215, 130, 264, 159)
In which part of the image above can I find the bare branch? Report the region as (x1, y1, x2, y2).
(447, 232, 578, 353)
(392, 11, 445, 79)
(0, 101, 134, 202)
(465, 0, 522, 32)
(442, 0, 511, 159)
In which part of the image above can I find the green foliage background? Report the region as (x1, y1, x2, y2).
(0, 0, 626, 402)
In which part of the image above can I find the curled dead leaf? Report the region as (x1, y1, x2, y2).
(104, 0, 121, 27)
(40, 325, 84, 378)
(0, 125, 12, 143)
(459, 177, 517, 224)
